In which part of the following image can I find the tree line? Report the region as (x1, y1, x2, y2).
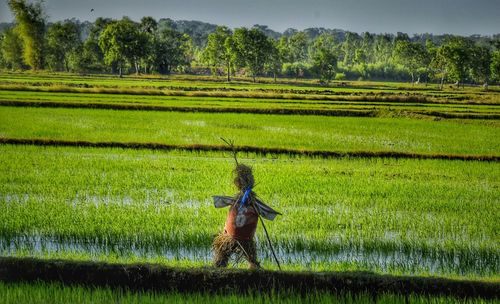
(2, 0, 500, 86)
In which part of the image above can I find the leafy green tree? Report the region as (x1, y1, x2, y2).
(202, 26, 232, 80)
(490, 51, 500, 83)
(432, 47, 450, 89)
(152, 28, 192, 74)
(469, 45, 491, 84)
(341, 32, 361, 67)
(277, 36, 291, 62)
(99, 18, 147, 76)
(265, 38, 282, 82)
(0, 28, 25, 70)
(80, 41, 104, 73)
(311, 33, 337, 84)
(0, 35, 4, 68)
(8, 0, 46, 70)
(81, 18, 112, 73)
(354, 48, 367, 65)
(140, 16, 158, 34)
(288, 31, 308, 63)
(45, 21, 81, 71)
(373, 34, 393, 64)
(232, 27, 272, 82)
(282, 62, 311, 79)
(435, 37, 473, 87)
(394, 32, 410, 43)
(275, 35, 306, 79)
(223, 35, 238, 78)
(139, 16, 158, 74)
(394, 41, 428, 84)
(424, 39, 439, 83)
(360, 32, 375, 63)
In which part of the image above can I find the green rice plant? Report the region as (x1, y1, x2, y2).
(1, 89, 498, 117)
(0, 106, 498, 156)
(0, 71, 499, 104)
(0, 145, 498, 278)
(2, 281, 496, 304)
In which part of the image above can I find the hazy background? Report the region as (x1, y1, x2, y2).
(1, 0, 499, 35)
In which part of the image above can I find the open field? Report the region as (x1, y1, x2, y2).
(0, 107, 499, 156)
(2, 72, 499, 95)
(1, 72, 499, 120)
(1, 90, 499, 120)
(0, 72, 499, 301)
(1, 145, 498, 279)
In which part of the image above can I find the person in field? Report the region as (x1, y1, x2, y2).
(212, 163, 280, 269)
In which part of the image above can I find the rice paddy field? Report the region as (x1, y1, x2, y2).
(3, 281, 498, 304)
(0, 72, 499, 302)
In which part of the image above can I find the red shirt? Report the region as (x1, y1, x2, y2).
(224, 199, 259, 241)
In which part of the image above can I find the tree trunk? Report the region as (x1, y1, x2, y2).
(119, 66, 123, 78)
(273, 71, 277, 83)
(439, 75, 444, 90)
(227, 62, 231, 82)
(411, 72, 414, 86)
(135, 61, 139, 75)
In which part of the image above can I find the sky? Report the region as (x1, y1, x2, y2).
(1, 0, 499, 36)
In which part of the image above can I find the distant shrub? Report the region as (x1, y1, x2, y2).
(282, 62, 312, 79)
(335, 73, 346, 80)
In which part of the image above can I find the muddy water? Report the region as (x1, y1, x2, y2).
(1, 235, 497, 277)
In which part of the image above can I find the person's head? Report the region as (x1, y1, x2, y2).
(233, 164, 254, 191)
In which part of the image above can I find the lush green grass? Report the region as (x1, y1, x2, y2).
(1, 89, 498, 116)
(1, 71, 499, 288)
(1, 145, 498, 278)
(0, 72, 435, 91)
(2, 281, 494, 304)
(1, 72, 406, 93)
(0, 106, 498, 155)
(1, 71, 499, 102)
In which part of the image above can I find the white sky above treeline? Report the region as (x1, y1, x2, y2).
(0, 0, 499, 36)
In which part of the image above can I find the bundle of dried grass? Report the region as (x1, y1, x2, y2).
(212, 233, 234, 256)
(233, 164, 254, 191)
(212, 232, 259, 268)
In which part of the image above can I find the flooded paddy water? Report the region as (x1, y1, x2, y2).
(1, 235, 497, 278)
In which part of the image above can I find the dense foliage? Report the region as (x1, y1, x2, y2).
(1, 0, 500, 84)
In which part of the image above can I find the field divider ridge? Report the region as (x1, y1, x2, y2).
(1, 137, 498, 162)
(1, 100, 499, 119)
(2, 83, 500, 106)
(0, 257, 498, 299)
